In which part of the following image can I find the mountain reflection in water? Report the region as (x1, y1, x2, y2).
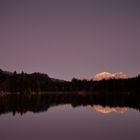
(0, 92, 140, 115)
(94, 105, 128, 114)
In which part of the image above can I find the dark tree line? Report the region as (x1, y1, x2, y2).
(0, 69, 140, 94)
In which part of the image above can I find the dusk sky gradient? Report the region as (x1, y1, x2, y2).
(0, 0, 140, 80)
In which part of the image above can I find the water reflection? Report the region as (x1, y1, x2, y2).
(0, 92, 140, 115)
(94, 105, 128, 114)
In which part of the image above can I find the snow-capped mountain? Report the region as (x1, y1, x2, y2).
(113, 72, 128, 79)
(92, 72, 128, 81)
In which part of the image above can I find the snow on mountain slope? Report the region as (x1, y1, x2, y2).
(92, 72, 128, 81)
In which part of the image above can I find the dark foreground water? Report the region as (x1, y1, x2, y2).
(0, 93, 140, 140)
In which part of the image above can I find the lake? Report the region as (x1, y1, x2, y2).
(0, 93, 140, 140)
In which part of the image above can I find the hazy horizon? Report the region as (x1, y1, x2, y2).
(0, 0, 140, 80)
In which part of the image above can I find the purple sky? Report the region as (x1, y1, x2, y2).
(0, 0, 140, 80)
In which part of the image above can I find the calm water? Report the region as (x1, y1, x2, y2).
(0, 104, 140, 140)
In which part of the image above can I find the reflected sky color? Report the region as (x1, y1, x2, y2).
(0, 0, 140, 80)
(0, 105, 140, 140)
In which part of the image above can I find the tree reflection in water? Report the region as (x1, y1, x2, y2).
(0, 92, 140, 115)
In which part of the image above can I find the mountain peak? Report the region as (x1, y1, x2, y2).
(92, 72, 128, 81)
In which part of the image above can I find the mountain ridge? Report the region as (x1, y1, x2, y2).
(92, 72, 128, 81)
